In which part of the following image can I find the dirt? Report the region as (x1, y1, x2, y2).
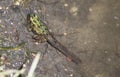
(0, 0, 120, 77)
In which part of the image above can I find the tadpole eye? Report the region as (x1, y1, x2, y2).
(31, 14, 35, 17)
(27, 14, 31, 21)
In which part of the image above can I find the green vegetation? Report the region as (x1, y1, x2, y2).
(0, 42, 25, 51)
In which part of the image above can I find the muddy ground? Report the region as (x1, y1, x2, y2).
(0, 0, 120, 77)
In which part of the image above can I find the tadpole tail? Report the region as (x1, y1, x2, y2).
(46, 33, 82, 64)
